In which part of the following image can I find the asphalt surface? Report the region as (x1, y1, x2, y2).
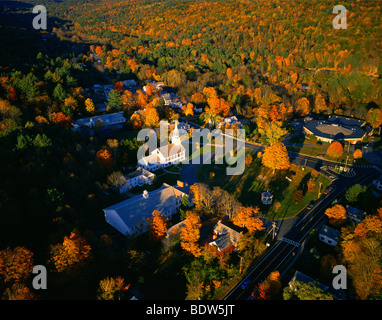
(223, 165, 381, 300)
(178, 118, 382, 300)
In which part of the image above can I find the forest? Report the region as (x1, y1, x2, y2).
(0, 0, 381, 300)
(45, 0, 382, 117)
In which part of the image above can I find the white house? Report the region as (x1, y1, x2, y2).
(103, 183, 187, 236)
(143, 81, 164, 93)
(119, 167, 155, 193)
(161, 93, 172, 106)
(137, 120, 186, 171)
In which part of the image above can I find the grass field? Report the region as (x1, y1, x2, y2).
(196, 157, 332, 219)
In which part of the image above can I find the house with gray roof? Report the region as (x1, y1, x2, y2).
(346, 205, 366, 225)
(303, 115, 372, 144)
(72, 111, 126, 131)
(318, 225, 340, 246)
(104, 183, 188, 236)
(208, 221, 242, 254)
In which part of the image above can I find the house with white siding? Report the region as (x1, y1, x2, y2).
(137, 120, 186, 171)
(103, 183, 188, 236)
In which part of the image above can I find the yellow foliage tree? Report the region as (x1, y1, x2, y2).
(232, 206, 264, 233)
(143, 106, 159, 128)
(182, 102, 194, 117)
(262, 141, 290, 174)
(180, 211, 202, 257)
(85, 98, 96, 114)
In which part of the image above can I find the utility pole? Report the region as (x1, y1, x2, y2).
(265, 222, 277, 241)
(344, 141, 351, 172)
(318, 181, 322, 199)
(239, 255, 244, 274)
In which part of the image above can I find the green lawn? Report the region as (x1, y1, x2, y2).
(196, 157, 332, 219)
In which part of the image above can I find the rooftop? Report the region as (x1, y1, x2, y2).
(319, 225, 340, 240)
(303, 115, 371, 141)
(103, 183, 185, 228)
(125, 167, 154, 180)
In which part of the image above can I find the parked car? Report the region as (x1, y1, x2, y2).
(307, 202, 315, 210)
(241, 279, 251, 289)
(324, 186, 333, 194)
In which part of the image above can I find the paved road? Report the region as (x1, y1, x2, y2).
(223, 165, 380, 300)
(178, 118, 382, 300)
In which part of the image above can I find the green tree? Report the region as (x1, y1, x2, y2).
(33, 134, 52, 148)
(283, 281, 334, 300)
(53, 83, 66, 103)
(107, 89, 123, 110)
(345, 184, 367, 204)
(19, 73, 39, 99)
(179, 195, 189, 220)
(15, 134, 32, 150)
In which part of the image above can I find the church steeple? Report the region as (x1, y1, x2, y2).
(171, 120, 181, 145)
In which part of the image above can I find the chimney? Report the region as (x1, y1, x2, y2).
(142, 190, 149, 199)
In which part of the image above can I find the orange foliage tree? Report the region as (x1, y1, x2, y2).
(314, 94, 328, 113)
(50, 232, 92, 273)
(121, 90, 135, 110)
(341, 227, 382, 299)
(245, 154, 253, 165)
(129, 113, 143, 130)
(326, 141, 343, 157)
(232, 206, 264, 233)
(354, 209, 382, 238)
(182, 102, 194, 117)
(148, 210, 168, 240)
(262, 141, 290, 174)
(366, 108, 382, 130)
(208, 96, 230, 118)
(353, 149, 362, 159)
(114, 81, 124, 93)
(51, 111, 71, 128)
(96, 147, 113, 168)
(295, 97, 311, 117)
(254, 271, 282, 300)
(180, 211, 202, 257)
(4, 283, 37, 300)
(325, 204, 347, 226)
(0, 247, 34, 283)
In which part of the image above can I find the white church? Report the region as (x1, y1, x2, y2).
(137, 120, 186, 171)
